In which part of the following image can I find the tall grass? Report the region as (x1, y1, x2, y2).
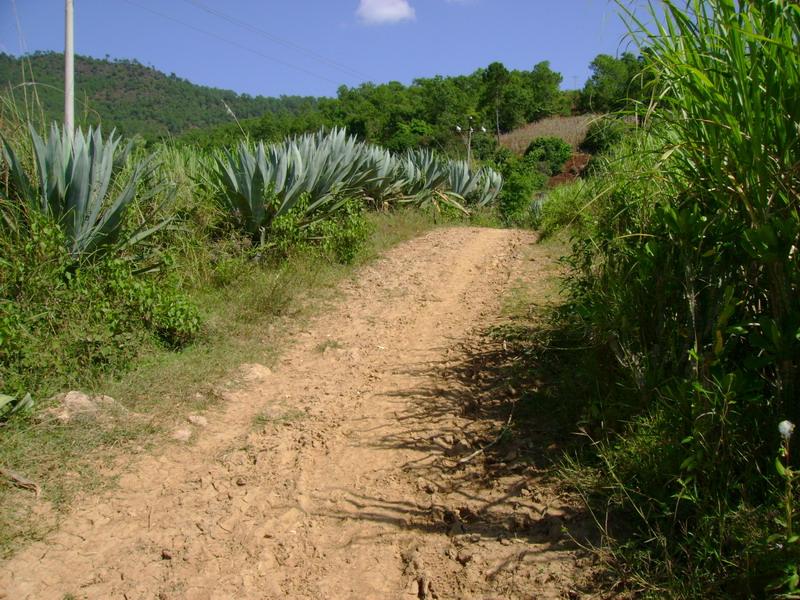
(545, 1, 800, 596)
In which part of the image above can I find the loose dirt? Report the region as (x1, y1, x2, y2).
(1, 227, 598, 599)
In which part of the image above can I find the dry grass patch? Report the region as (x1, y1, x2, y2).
(500, 114, 598, 153)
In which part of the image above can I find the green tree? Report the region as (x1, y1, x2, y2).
(525, 61, 564, 120)
(578, 52, 646, 113)
(480, 62, 511, 142)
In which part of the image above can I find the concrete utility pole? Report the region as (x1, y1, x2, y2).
(65, 0, 74, 133)
(456, 117, 487, 166)
(466, 116, 473, 166)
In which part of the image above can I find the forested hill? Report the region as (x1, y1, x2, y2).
(0, 52, 319, 140)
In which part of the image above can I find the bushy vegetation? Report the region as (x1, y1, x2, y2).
(538, 1, 800, 596)
(577, 52, 650, 113)
(0, 124, 201, 405)
(524, 136, 572, 176)
(490, 136, 574, 226)
(534, 179, 588, 237)
(579, 115, 631, 155)
(0, 212, 200, 398)
(489, 150, 544, 226)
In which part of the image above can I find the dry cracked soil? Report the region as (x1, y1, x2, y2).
(1, 227, 602, 600)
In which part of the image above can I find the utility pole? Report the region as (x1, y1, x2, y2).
(466, 116, 473, 166)
(65, 0, 74, 133)
(456, 117, 487, 166)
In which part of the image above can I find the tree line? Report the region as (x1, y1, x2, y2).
(0, 51, 647, 151)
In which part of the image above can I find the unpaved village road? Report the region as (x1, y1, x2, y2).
(1, 227, 594, 599)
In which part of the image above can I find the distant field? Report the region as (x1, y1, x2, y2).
(500, 114, 598, 153)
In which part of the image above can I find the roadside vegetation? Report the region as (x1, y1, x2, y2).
(531, 1, 800, 596)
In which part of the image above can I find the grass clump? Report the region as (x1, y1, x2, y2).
(579, 116, 630, 155)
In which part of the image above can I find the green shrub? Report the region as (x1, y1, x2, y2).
(535, 180, 590, 237)
(491, 149, 547, 226)
(312, 198, 372, 264)
(153, 295, 201, 348)
(523, 136, 572, 176)
(262, 193, 371, 264)
(498, 167, 546, 226)
(0, 204, 200, 401)
(579, 116, 629, 154)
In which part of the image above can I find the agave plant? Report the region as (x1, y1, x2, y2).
(291, 128, 370, 208)
(1, 123, 169, 259)
(358, 146, 408, 206)
(215, 128, 380, 241)
(447, 160, 482, 199)
(445, 160, 503, 207)
(216, 141, 288, 240)
(471, 167, 503, 207)
(399, 149, 468, 215)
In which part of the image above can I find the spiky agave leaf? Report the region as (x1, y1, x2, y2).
(447, 160, 482, 199)
(214, 142, 268, 237)
(360, 146, 408, 205)
(471, 167, 503, 207)
(397, 149, 468, 214)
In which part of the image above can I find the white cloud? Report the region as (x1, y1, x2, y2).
(356, 0, 416, 25)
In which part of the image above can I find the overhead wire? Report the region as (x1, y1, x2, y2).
(10, 0, 27, 53)
(120, 0, 343, 87)
(180, 0, 369, 81)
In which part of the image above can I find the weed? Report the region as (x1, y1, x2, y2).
(252, 408, 307, 428)
(314, 339, 343, 353)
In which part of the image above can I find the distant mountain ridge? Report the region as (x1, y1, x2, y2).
(0, 52, 320, 140)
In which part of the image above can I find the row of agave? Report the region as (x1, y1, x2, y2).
(213, 128, 503, 241)
(1, 124, 503, 259)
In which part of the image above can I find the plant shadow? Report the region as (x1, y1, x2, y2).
(313, 317, 603, 553)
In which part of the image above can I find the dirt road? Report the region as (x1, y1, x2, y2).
(1, 227, 591, 599)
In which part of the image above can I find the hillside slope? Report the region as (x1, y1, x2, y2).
(0, 52, 319, 140)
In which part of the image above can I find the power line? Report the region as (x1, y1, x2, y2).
(11, 0, 28, 53)
(180, 0, 369, 81)
(120, 0, 342, 87)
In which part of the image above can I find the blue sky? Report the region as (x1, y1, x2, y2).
(0, 1, 642, 98)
